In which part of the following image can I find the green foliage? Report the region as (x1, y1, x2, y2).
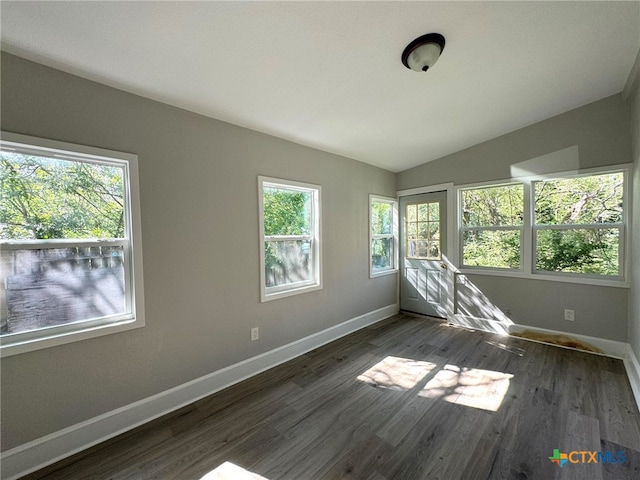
(371, 201, 392, 235)
(536, 228, 619, 275)
(371, 201, 393, 269)
(462, 184, 523, 227)
(534, 173, 622, 276)
(461, 173, 623, 275)
(461, 184, 523, 269)
(463, 230, 521, 269)
(1, 153, 124, 240)
(262, 187, 312, 286)
(263, 188, 309, 236)
(534, 173, 623, 225)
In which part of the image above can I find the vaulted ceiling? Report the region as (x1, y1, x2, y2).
(2, 1, 639, 172)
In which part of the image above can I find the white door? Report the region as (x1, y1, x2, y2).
(400, 191, 450, 318)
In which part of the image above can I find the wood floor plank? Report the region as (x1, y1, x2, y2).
(23, 313, 640, 480)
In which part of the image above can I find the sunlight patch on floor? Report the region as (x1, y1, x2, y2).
(485, 340, 525, 356)
(200, 461, 269, 480)
(418, 364, 513, 412)
(357, 356, 437, 391)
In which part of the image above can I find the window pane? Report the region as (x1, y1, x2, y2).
(407, 238, 440, 260)
(463, 230, 521, 269)
(405, 201, 440, 260)
(534, 173, 623, 225)
(263, 187, 311, 236)
(429, 202, 439, 222)
(462, 185, 523, 227)
(264, 240, 312, 287)
(418, 204, 428, 221)
(372, 237, 393, 270)
(536, 228, 619, 275)
(407, 204, 417, 222)
(371, 201, 392, 235)
(1, 246, 126, 335)
(1, 152, 125, 240)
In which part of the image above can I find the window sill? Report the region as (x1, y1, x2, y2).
(370, 268, 399, 279)
(0, 316, 145, 358)
(261, 282, 323, 302)
(457, 268, 629, 288)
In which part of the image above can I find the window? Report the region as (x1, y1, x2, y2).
(258, 176, 321, 301)
(369, 195, 398, 277)
(533, 171, 624, 278)
(460, 183, 524, 269)
(405, 200, 441, 260)
(456, 166, 629, 285)
(0, 133, 144, 356)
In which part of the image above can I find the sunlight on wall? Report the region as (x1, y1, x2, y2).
(509, 145, 579, 178)
(357, 356, 437, 391)
(452, 274, 513, 334)
(455, 275, 513, 324)
(200, 461, 269, 480)
(419, 364, 513, 412)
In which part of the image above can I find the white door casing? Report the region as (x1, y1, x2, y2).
(399, 191, 452, 318)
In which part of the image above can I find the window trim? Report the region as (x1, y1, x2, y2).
(458, 181, 526, 273)
(258, 176, 322, 302)
(369, 194, 398, 278)
(455, 164, 631, 288)
(0, 132, 145, 357)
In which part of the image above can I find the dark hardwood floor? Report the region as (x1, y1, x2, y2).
(23, 314, 640, 479)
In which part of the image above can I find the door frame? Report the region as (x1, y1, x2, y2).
(397, 182, 456, 321)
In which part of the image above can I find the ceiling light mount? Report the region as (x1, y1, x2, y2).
(401, 33, 446, 73)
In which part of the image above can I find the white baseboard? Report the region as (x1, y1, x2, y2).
(1, 304, 398, 480)
(508, 324, 629, 359)
(449, 314, 511, 335)
(624, 345, 640, 411)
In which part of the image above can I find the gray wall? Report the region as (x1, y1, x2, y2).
(628, 50, 640, 361)
(398, 94, 632, 342)
(0, 53, 397, 451)
(1, 51, 637, 455)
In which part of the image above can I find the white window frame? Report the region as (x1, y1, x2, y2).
(258, 176, 322, 302)
(0, 132, 145, 357)
(458, 181, 526, 272)
(369, 194, 398, 278)
(455, 164, 631, 288)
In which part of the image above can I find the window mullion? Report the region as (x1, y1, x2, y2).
(523, 181, 533, 275)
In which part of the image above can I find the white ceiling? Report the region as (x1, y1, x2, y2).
(1, 1, 639, 172)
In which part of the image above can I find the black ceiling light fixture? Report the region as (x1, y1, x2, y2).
(401, 33, 446, 72)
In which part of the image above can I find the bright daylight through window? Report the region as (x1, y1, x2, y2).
(259, 177, 321, 301)
(0, 133, 143, 355)
(533, 172, 624, 277)
(459, 167, 628, 282)
(460, 183, 524, 269)
(370, 195, 397, 277)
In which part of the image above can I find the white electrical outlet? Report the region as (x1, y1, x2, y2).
(564, 309, 575, 321)
(251, 327, 259, 341)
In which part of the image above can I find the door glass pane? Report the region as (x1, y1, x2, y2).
(407, 204, 417, 222)
(405, 201, 441, 260)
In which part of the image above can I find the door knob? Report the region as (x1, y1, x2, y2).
(440, 263, 447, 269)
